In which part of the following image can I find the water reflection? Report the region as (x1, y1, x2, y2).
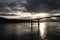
(0, 23, 31, 35)
(40, 22, 48, 39)
(0, 23, 40, 40)
(0, 22, 60, 40)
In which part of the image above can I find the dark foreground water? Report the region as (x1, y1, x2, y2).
(0, 23, 60, 40)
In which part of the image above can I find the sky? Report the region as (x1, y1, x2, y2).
(0, 0, 60, 12)
(0, 0, 60, 18)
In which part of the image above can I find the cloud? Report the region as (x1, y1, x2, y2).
(0, 0, 60, 14)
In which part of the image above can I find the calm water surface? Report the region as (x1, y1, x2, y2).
(0, 23, 60, 40)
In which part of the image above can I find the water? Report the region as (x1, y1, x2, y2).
(0, 23, 60, 40)
(0, 23, 39, 40)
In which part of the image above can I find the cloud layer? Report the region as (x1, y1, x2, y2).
(0, 0, 60, 13)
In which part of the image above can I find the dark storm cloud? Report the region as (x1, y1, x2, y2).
(26, 0, 60, 13)
(0, 0, 60, 13)
(26, 0, 60, 12)
(0, 0, 28, 13)
(48, 0, 60, 9)
(26, 0, 48, 11)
